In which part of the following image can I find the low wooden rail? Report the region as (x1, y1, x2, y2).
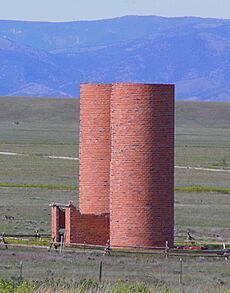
(3, 233, 50, 238)
(1, 234, 229, 259)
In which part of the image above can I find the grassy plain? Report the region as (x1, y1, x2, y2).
(0, 247, 230, 292)
(0, 97, 229, 290)
(0, 97, 229, 238)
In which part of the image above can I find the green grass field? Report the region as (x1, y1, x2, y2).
(0, 247, 229, 292)
(0, 96, 229, 238)
(0, 97, 229, 291)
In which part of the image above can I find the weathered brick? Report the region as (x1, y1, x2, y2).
(110, 83, 174, 248)
(51, 205, 65, 242)
(65, 204, 109, 245)
(51, 83, 175, 249)
(79, 84, 111, 214)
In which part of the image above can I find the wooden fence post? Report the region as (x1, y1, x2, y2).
(1, 233, 8, 249)
(99, 261, 103, 282)
(223, 243, 228, 261)
(165, 241, 169, 259)
(59, 236, 64, 254)
(83, 240, 86, 254)
(179, 258, 183, 286)
(19, 261, 23, 281)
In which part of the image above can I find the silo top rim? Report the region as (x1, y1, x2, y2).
(80, 82, 174, 86)
(80, 83, 111, 86)
(112, 82, 174, 86)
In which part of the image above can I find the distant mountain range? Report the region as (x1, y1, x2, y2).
(0, 16, 229, 101)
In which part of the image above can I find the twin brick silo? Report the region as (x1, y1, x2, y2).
(51, 82, 175, 248)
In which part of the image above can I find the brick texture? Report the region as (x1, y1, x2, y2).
(51, 205, 65, 241)
(65, 204, 109, 245)
(51, 82, 175, 248)
(65, 204, 78, 244)
(110, 83, 174, 247)
(79, 84, 112, 214)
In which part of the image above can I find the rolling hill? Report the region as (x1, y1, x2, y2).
(1, 96, 229, 129)
(0, 16, 229, 101)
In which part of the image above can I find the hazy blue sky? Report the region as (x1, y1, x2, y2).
(0, 0, 230, 22)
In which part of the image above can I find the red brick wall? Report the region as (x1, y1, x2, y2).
(65, 205, 109, 245)
(65, 204, 78, 243)
(79, 84, 112, 214)
(51, 206, 59, 239)
(110, 83, 174, 247)
(51, 205, 65, 241)
(75, 212, 109, 245)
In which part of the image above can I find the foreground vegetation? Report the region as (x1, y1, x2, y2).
(0, 279, 170, 293)
(0, 278, 229, 293)
(0, 247, 229, 292)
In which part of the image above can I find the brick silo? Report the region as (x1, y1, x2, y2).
(110, 83, 174, 248)
(79, 84, 112, 214)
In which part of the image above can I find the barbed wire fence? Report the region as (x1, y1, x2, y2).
(0, 234, 229, 290)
